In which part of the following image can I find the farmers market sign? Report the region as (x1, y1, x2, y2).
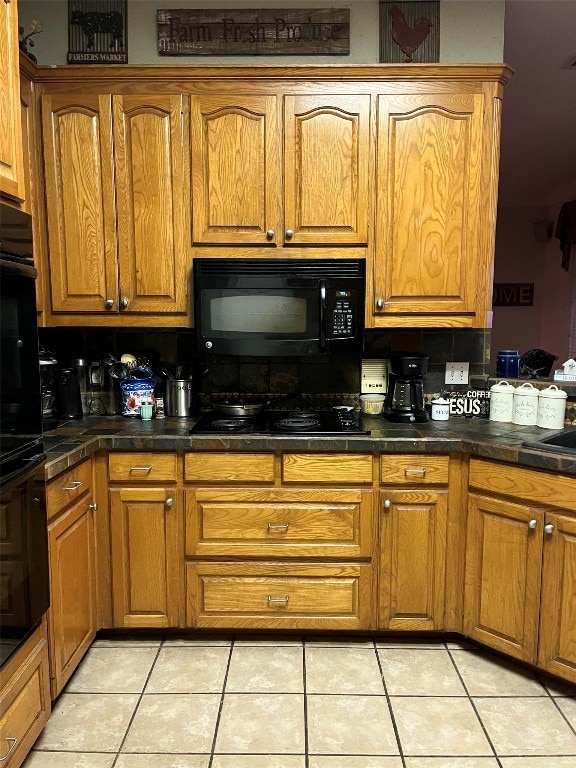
(157, 8, 350, 56)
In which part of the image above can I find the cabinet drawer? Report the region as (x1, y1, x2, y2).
(282, 454, 373, 484)
(108, 452, 177, 483)
(47, 458, 92, 519)
(186, 489, 373, 558)
(186, 562, 372, 630)
(380, 455, 449, 485)
(0, 629, 50, 767)
(184, 453, 274, 483)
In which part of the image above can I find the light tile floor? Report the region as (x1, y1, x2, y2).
(23, 635, 576, 768)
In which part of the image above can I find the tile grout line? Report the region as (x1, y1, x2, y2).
(374, 638, 407, 768)
(445, 645, 504, 768)
(206, 636, 236, 768)
(540, 674, 576, 740)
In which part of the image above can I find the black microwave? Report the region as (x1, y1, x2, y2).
(194, 258, 365, 357)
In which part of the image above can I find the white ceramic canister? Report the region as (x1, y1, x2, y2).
(536, 384, 567, 429)
(512, 382, 539, 425)
(431, 397, 450, 421)
(489, 380, 515, 422)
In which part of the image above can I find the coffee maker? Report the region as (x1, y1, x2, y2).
(39, 350, 59, 430)
(384, 353, 429, 423)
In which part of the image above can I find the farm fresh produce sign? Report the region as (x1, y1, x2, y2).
(157, 8, 350, 56)
(68, 0, 128, 63)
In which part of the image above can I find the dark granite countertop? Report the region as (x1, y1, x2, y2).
(42, 415, 576, 480)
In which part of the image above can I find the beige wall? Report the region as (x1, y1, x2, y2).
(19, 0, 505, 66)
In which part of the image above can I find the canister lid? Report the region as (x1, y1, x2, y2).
(490, 380, 515, 392)
(432, 397, 450, 404)
(515, 382, 539, 396)
(539, 384, 567, 399)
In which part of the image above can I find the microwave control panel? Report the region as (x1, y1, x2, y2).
(329, 289, 356, 338)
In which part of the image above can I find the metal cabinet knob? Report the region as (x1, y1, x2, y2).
(544, 523, 554, 534)
(376, 298, 385, 309)
(383, 499, 391, 509)
(285, 229, 294, 239)
(105, 298, 114, 309)
(528, 519, 537, 529)
(165, 497, 174, 507)
(266, 229, 275, 239)
(120, 297, 129, 309)
(88, 502, 98, 511)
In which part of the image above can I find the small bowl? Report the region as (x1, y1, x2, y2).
(359, 394, 385, 415)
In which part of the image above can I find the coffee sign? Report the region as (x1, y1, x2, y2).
(157, 8, 350, 56)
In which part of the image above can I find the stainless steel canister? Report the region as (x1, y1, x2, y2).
(166, 379, 194, 417)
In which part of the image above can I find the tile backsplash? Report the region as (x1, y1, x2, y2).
(39, 327, 491, 405)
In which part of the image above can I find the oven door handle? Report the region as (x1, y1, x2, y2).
(319, 280, 327, 353)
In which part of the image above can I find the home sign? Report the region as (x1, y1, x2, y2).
(157, 8, 350, 56)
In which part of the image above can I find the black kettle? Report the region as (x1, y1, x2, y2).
(57, 366, 83, 419)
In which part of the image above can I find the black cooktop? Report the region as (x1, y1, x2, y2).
(190, 409, 369, 436)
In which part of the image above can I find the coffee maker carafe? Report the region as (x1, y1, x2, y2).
(39, 350, 59, 430)
(385, 353, 429, 423)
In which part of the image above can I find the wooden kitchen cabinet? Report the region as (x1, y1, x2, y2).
(373, 87, 501, 327)
(108, 452, 181, 628)
(190, 93, 370, 247)
(46, 458, 97, 698)
(41, 93, 190, 325)
(0, 0, 25, 202)
(465, 458, 576, 682)
(0, 621, 50, 768)
(379, 455, 449, 631)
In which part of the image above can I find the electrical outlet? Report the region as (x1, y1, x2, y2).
(445, 362, 469, 385)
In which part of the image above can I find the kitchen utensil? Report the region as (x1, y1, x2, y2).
(166, 379, 195, 417)
(536, 384, 567, 429)
(496, 349, 520, 378)
(489, 380, 515, 422)
(512, 381, 539, 425)
(211, 392, 299, 417)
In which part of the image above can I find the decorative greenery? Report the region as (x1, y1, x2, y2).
(19, 19, 43, 54)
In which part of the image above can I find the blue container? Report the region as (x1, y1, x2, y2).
(496, 349, 520, 378)
(119, 368, 156, 416)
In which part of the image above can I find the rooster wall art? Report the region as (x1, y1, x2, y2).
(390, 4, 433, 62)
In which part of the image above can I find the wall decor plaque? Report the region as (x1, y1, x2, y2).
(380, 1, 439, 63)
(68, 0, 128, 63)
(492, 283, 535, 307)
(157, 8, 350, 56)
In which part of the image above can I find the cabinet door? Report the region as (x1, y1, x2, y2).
(190, 94, 280, 245)
(375, 92, 484, 320)
(110, 487, 180, 628)
(538, 512, 576, 684)
(113, 94, 188, 314)
(42, 94, 118, 312)
(48, 496, 97, 698)
(284, 94, 370, 245)
(0, 0, 25, 201)
(464, 493, 543, 663)
(379, 489, 447, 630)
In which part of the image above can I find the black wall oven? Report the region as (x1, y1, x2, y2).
(194, 258, 365, 357)
(0, 204, 49, 669)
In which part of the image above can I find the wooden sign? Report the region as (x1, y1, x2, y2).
(157, 8, 350, 56)
(379, 1, 439, 63)
(492, 283, 534, 307)
(68, 0, 128, 63)
(442, 389, 490, 418)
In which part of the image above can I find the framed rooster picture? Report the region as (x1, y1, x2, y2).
(379, 1, 439, 63)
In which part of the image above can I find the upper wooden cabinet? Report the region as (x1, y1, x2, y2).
(190, 93, 370, 247)
(0, 0, 25, 202)
(373, 88, 501, 327)
(41, 93, 190, 325)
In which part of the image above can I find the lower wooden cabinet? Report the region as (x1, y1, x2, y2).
(0, 622, 51, 768)
(186, 562, 373, 630)
(110, 487, 181, 627)
(378, 489, 447, 631)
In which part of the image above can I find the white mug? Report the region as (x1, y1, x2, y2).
(431, 397, 450, 421)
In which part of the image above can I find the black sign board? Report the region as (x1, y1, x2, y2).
(68, 0, 128, 64)
(157, 8, 350, 56)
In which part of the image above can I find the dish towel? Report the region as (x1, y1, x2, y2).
(555, 199, 576, 270)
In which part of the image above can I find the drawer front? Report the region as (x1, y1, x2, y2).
(47, 458, 92, 518)
(469, 458, 576, 509)
(282, 454, 373, 484)
(380, 455, 449, 485)
(108, 452, 178, 483)
(186, 489, 372, 558)
(185, 453, 274, 483)
(186, 562, 372, 629)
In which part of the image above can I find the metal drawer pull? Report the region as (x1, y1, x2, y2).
(129, 466, 153, 472)
(404, 468, 427, 476)
(0, 738, 18, 761)
(267, 523, 289, 531)
(63, 481, 83, 490)
(268, 595, 289, 605)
